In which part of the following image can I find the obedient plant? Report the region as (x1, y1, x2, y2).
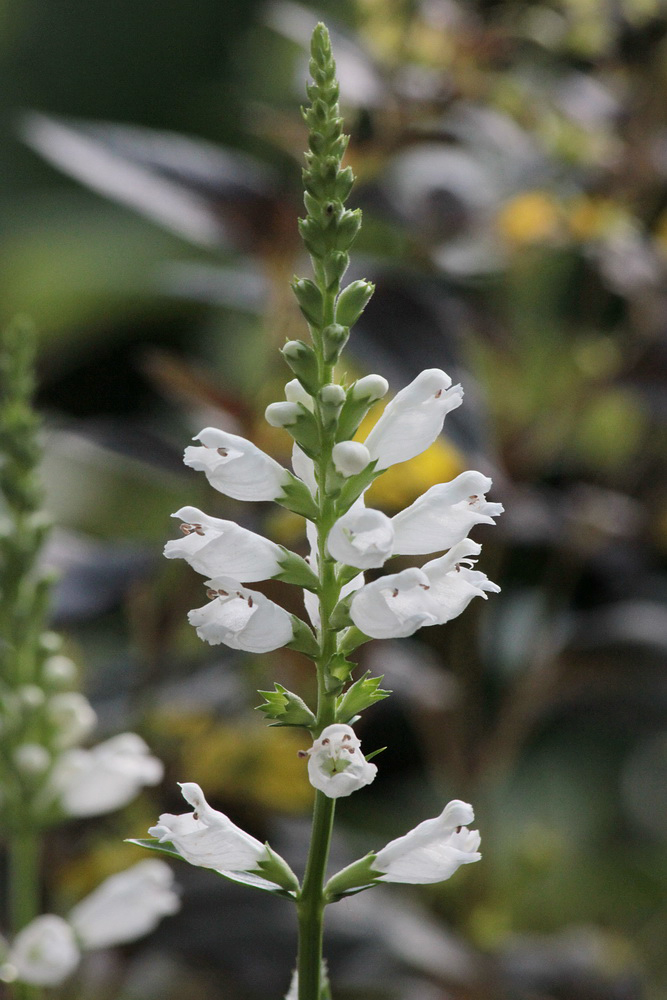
(134, 24, 502, 1000)
(0, 320, 178, 997)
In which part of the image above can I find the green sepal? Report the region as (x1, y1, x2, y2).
(333, 462, 381, 515)
(324, 853, 382, 903)
(250, 842, 301, 893)
(125, 839, 298, 899)
(298, 216, 327, 258)
(324, 653, 355, 692)
(278, 471, 319, 520)
(337, 626, 371, 656)
(287, 615, 320, 658)
(291, 277, 324, 327)
(280, 404, 321, 458)
(365, 746, 387, 762)
(335, 672, 391, 724)
(281, 340, 320, 395)
(325, 251, 349, 289)
(275, 546, 319, 591)
(256, 683, 317, 728)
(335, 279, 374, 327)
(336, 563, 361, 587)
(329, 591, 354, 629)
(335, 390, 378, 442)
(318, 384, 345, 431)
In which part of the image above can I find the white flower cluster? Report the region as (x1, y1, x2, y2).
(0, 861, 179, 987)
(167, 367, 501, 654)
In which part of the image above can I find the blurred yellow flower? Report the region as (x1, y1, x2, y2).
(497, 191, 562, 245)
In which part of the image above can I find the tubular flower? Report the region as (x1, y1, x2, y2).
(421, 538, 501, 624)
(363, 369, 463, 470)
(373, 800, 481, 884)
(68, 860, 180, 950)
(390, 471, 504, 555)
(50, 733, 163, 818)
(149, 782, 267, 872)
(305, 724, 377, 799)
(349, 540, 499, 639)
(184, 427, 291, 501)
(327, 503, 394, 569)
(349, 566, 441, 639)
(188, 577, 294, 652)
(7, 916, 80, 986)
(164, 506, 284, 581)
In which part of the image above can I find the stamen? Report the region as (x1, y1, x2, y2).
(392, 588, 399, 597)
(217, 447, 228, 457)
(455, 825, 462, 833)
(435, 388, 442, 398)
(341, 733, 351, 741)
(206, 589, 218, 599)
(248, 596, 254, 608)
(180, 523, 195, 535)
(419, 583, 430, 590)
(297, 750, 308, 758)
(321, 738, 330, 746)
(193, 811, 199, 820)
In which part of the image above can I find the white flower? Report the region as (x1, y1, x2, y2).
(373, 799, 481, 884)
(363, 369, 463, 470)
(13, 743, 50, 775)
(332, 440, 371, 477)
(327, 504, 394, 569)
(47, 692, 97, 749)
(8, 916, 80, 986)
(420, 538, 501, 624)
(184, 427, 290, 501)
(349, 540, 499, 639)
(188, 577, 293, 652)
(164, 506, 284, 581)
(349, 566, 440, 638)
(148, 782, 268, 872)
(305, 724, 377, 799)
(68, 860, 179, 949)
(50, 733, 163, 817)
(391, 471, 504, 554)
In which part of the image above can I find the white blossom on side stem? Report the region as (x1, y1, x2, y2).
(363, 369, 463, 470)
(391, 471, 504, 555)
(349, 539, 499, 639)
(305, 724, 377, 799)
(184, 427, 290, 501)
(149, 782, 268, 872)
(164, 506, 284, 581)
(373, 800, 481, 884)
(50, 733, 163, 818)
(68, 860, 180, 950)
(349, 566, 440, 639)
(8, 916, 80, 986)
(188, 577, 293, 652)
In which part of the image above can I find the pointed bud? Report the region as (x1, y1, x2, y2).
(291, 278, 324, 327)
(322, 323, 350, 363)
(281, 341, 320, 395)
(318, 383, 346, 430)
(335, 280, 374, 327)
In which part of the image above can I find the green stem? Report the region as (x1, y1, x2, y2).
(8, 829, 44, 1000)
(297, 791, 336, 999)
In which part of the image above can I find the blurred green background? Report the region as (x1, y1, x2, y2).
(2, 0, 667, 997)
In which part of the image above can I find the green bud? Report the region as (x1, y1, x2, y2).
(335, 280, 375, 327)
(291, 277, 324, 327)
(334, 209, 362, 251)
(298, 217, 327, 258)
(322, 324, 349, 364)
(256, 683, 317, 728)
(325, 252, 349, 289)
(335, 167, 354, 202)
(336, 672, 391, 724)
(281, 340, 320, 394)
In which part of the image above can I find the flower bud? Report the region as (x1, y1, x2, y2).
(42, 654, 77, 687)
(48, 692, 98, 749)
(14, 743, 51, 776)
(291, 277, 324, 326)
(281, 340, 319, 394)
(351, 374, 389, 402)
(332, 441, 371, 477)
(334, 208, 362, 251)
(322, 323, 349, 364)
(264, 401, 301, 428)
(319, 384, 346, 430)
(335, 280, 374, 327)
(18, 684, 45, 709)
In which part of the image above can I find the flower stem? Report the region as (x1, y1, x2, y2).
(297, 791, 336, 999)
(8, 828, 44, 1000)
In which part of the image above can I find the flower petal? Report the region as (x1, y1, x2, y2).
(184, 427, 289, 501)
(349, 567, 440, 639)
(305, 724, 377, 799)
(188, 578, 293, 652)
(164, 506, 283, 581)
(374, 799, 481, 884)
(327, 506, 394, 569)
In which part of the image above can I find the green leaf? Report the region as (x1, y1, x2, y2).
(275, 546, 319, 591)
(333, 462, 380, 515)
(324, 653, 355, 692)
(256, 683, 316, 728)
(337, 626, 371, 657)
(336, 672, 391, 723)
(278, 471, 319, 520)
(287, 615, 320, 658)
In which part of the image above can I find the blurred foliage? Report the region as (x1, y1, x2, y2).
(2, 0, 667, 997)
